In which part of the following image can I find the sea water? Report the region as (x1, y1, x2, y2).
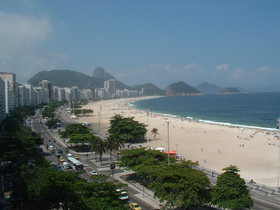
(131, 92, 280, 129)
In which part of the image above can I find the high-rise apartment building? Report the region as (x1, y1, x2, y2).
(0, 72, 17, 112)
(18, 85, 30, 106)
(39, 80, 53, 103)
(104, 79, 116, 98)
(0, 78, 6, 123)
(23, 84, 38, 106)
(58, 88, 66, 101)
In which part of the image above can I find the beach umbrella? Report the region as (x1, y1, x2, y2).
(155, 147, 166, 152)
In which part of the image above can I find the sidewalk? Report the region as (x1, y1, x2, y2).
(114, 172, 163, 210)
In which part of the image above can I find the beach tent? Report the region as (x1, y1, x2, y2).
(155, 147, 166, 152)
(165, 150, 177, 157)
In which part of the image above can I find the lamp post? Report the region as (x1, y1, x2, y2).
(166, 121, 170, 165)
(277, 118, 280, 188)
(98, 111, 101, 133)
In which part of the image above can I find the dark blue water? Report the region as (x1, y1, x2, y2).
(132, 93, 280, 129)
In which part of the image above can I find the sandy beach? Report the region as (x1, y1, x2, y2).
(79, 96, 280, 187)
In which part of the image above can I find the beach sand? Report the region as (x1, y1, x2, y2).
(78, 96, 280, 187)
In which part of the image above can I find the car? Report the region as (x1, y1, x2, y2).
(116, 189, 129, 201)
(74, 155, 80, 159)
(129, 203, 142, 210)
(59, 157, 65, 162)
(89, 170, 98, 175)
(67, 153, 73, 157)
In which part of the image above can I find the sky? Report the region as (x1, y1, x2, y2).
(0, 0, 280, 91)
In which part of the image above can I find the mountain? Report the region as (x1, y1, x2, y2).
(219, 87, 241, 94)
(133, 83, 165, 95)
(92, 67, 129, 90)
(93, 67, 114, 80)
(196, 82, 222, 94)
(28, 69, 103, 89)
(28, 69, 129, 90)
(166, 81, 201, 96)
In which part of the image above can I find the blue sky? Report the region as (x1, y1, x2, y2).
(0, 0, 280, 91)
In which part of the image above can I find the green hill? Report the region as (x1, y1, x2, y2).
(166, 81, 201, 96)
(133, 83, 165, 95)
(219, 87, 240, 94)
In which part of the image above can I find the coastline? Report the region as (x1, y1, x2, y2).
(79, 96, 280, 187)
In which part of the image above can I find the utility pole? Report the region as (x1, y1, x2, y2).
(166, 121, 170, 165)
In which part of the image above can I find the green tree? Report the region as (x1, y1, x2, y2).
(60, 124, 91, 139)
(90, 136, 107, 164)
(23, 167, 127, 210)
(151, 128, 159, 139)
(108, 114, 147, 143)
(68, 133, 93, 151)
(150, 165, 211, 209)
(46, 119, 61, 129)
(105, 135, 123, 160)
(211, 165, 253, 210)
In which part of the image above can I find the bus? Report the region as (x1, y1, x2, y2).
(67, 157, 84, 170)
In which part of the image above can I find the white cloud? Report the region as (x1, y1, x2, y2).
(0, 11, 69, 82)
(0, 12, 52, 50)
(215, 64, 229, 71)
(232, 68, 245, 80)
(257, 65, 271, 73)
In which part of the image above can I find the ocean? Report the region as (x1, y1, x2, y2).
(131, 92, 280, 129)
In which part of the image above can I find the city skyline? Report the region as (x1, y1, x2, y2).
(0, 0, 280, 91)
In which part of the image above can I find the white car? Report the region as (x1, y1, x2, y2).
(89, 170, 98, 175)
(67, 153, 73, 157)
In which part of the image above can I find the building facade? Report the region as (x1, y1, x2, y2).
(0, 78, 6, 123)
(0, 72, 17, 112)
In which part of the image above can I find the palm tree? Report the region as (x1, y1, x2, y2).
(90, 136, 107, 164)
(151, 128, 159, 139)
(106, 135, 124, 160)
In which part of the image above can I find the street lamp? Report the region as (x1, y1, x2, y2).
(277, 117, 280, 188)
(98, 111, 101, 133)
(166, 121, 170, 165)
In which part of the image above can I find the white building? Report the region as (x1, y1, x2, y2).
(95, 88, 108, 100)
(23, 84, 38, 106)
(39, 80, 53, 102)
(58, 88, 66, 101)
(0, 78, 6, 123)
(52, 86, 59, 102)
(0, 72, 17, 112)
(18, 85, 30, 106)
(80, 89, 94, 100)
(104, 79, 116, 98)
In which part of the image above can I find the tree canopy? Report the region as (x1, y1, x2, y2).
(108, 114, 147, 143)
(211, 165, 253, 209)
(119, 148, 210, 209)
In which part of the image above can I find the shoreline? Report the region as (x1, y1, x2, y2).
(79, 96, 280, 187)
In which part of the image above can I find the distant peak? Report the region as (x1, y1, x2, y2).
(92, 67, 114, 80)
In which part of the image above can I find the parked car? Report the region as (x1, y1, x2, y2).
(116, 188, 129, 201)
(89, 170, 98, 175)
(129, 203, 142, 210)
